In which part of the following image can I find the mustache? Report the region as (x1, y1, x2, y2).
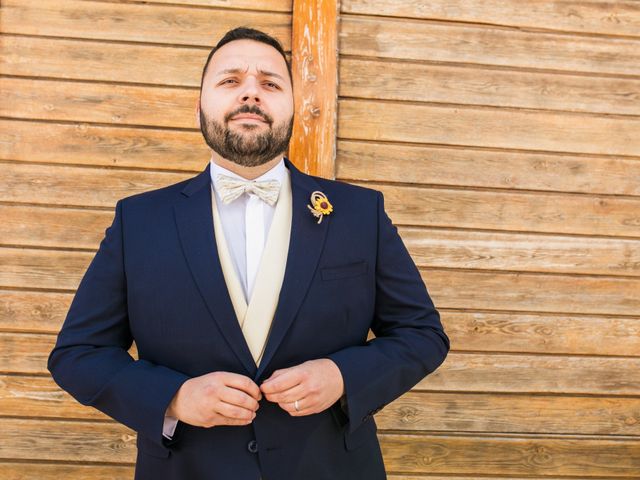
(224, 105, 273, 125)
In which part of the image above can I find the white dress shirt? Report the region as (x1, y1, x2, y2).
(163, 156, 287, 439)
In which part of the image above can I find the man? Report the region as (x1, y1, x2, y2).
(48, 27, 449, 480)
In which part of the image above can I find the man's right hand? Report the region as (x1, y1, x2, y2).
(166, 371, 261, 428)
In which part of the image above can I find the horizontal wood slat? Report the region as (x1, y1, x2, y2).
(1, 77, 199, 129)
(339, 57, 640, 116)
(442, 311, 640, 357)
(0, 290, 72, 333)
(338, 99, 640, 157)
(146, 0, 291, 11)
(0, 374, 107, 420)
(369, 182, 640, 238)
(0, 35, 210, 86)
(1, 418, 638, 475)
(3, 247, 640, 315)
(1, 0, 291, 48)
(399, 227, 640, 277)
(337, 141, 640, 196)
(3, 332, 638, 394)
(4, 163, 640, 238)
(340, 16, 640, 76)
(0, 119, 207, 170)
(341, 0, 640, 38)
(0, 463, 134, 480)
(425, 269, 640, 316)
(4, 374, 637, 436)
(3, 290, 638, 357)
(378, 391, 640, 436)
(0, 162, 192, 208)
(380, 433, 640, 476)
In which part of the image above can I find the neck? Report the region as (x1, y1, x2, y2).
(210, 153, 283, 180)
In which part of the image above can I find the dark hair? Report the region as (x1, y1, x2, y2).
(200, 27, 292, 90)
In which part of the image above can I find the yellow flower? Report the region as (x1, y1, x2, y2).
(307, 191, 333, 224)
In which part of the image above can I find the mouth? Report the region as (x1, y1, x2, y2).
(230, 114, 267, 123)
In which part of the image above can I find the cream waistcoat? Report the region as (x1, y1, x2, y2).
(209, 170, 292, 367)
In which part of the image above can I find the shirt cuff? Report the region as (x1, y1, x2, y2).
(162, 415, 179, 439)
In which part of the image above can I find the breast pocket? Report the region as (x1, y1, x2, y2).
(320, 260, 368, 281)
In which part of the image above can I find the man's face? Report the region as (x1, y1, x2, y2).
(198, 39, 294, 167)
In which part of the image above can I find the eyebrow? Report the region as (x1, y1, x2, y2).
(215, 67, 286, 82)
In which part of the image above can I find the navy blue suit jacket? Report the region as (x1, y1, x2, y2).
(48, 157, 449, 480)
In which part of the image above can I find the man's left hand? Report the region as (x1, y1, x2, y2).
(260, 358, 344, 416)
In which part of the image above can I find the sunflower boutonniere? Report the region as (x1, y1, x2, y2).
(307, 191, 333, 224)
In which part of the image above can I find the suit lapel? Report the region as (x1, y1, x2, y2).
(254, 158, 330, 380)
(173, 164, 257, 375)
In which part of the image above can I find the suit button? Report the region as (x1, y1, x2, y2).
(247, 440, 258, 453)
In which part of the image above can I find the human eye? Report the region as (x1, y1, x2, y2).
(264, 81, 281, 90)
(219, 78, 238, 86)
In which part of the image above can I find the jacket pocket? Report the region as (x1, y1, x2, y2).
(321, 261, 368, 281)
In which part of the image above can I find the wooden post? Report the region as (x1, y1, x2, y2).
(289, 0, 339, 179)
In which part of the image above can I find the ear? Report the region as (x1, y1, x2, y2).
(194, 97, 201, 129)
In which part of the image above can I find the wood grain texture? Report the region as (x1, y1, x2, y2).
(441, 310, 640, 357)
(399, 227, 640, 277)
(289, 0, 338, 178)
(1, 76, 199, 129)
(340, 15, 640, 76)
(339, 57, 640, 116)
(0, 374, 107, 420)
(380, 433, 640, 476)
(0, 35, 211, 86)
(341, 0, 640, 37)
(338, 99, 640, 156)
(0, 162, 192, 208)
(337, 140, 640, 196)
(0, 463, 134, 480)
(376, 391, 640, 436)
(1, 0, 291, 48)
(0, 119, 207, 170)
(425, 269, 640, 316)
(416, 352, 640, 395)
(0, 290, 72, 333)
(0, 205, 114, 249)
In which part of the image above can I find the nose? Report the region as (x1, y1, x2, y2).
(238, 77, 261, 104)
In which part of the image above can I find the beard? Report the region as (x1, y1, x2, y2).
(200, 104, 293, 168)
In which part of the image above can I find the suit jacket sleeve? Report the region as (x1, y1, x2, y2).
(326, 190, 450, 435)
(47, 199, 189, 447)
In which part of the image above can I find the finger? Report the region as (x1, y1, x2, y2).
(215, 400, 257, 421)
(222, 373, 262, 400)
(261, 369, 303, 394)
(219, 387, 260, 411)
(263, 382, 305, 404)
(280, 396, 314, 416)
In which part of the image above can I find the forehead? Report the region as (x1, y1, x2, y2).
(208, 39, 288, 77)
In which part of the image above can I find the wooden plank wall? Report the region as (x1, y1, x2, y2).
(2, 0, 640, 479)
(1, 0, 291, 478)
(335, 0, 640, 478)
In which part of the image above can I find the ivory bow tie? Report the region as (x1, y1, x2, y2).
(216, 174, 281, 206)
